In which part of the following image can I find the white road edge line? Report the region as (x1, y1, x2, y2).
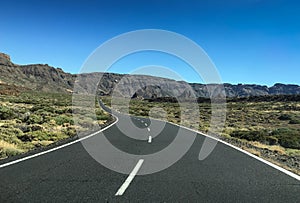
(156, 118, 300, 181)
(0, 117, 119, 169)
(106, 102, 300, 181)
(115, 159, 144, 196)
(148, 136, 152, 143)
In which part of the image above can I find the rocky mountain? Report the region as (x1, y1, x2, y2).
(0, 53, 75, 93)
(1, 52, 300, 98)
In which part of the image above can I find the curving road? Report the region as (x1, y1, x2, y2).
(0, 101, 299, 202)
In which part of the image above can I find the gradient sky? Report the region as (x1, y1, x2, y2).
(1, 0, 299, 86)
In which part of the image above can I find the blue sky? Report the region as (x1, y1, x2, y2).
(1, 0, 299, 86)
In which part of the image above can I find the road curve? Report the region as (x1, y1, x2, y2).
(0, 100, 299, 202)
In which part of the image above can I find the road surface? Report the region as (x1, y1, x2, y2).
(0, 101, 299, 202)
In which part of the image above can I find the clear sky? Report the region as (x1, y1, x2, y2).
(1, 0, 299, 86)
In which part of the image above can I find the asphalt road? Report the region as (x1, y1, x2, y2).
(0, 102, 299, 202)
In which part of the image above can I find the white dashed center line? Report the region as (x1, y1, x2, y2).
(148, 136, 152, 143)
(115, 159, 144, 196)
(147, 127, 150, 132)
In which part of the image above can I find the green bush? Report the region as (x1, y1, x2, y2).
(54, 115, 74, 125)
(230, 128, 300, 149)
(0, 106, 14, 120)
(31, 105, 55, 113)
(26, 115, 44, 124)
(271, 128, 300, 149)
(30, 131, 50, 141)
(96, 114, 109, 120)
(55, 107, 72, 114)
(230, 130, 269, 143)
(47, 131, 68, 141)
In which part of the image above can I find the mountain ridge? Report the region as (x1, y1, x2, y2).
(1, 52, 300, 98)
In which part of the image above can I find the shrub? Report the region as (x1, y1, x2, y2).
(230, 130, 269, 143)
(1, 147, 23, 158)
(55, 107, 72, 114)
(289, 119, 300, 124)
(278, 114, 292, 120)
(96, 114, 109, 120)
(28, 131, 48, 141)
(29, 124, 43, 131)
(17, 134, 33, 142)
(26, 114, 44, 124)
(0, 106, 14, 120)
(272, 128, 300, 149)
(278, 137, 300, 149)
(54, 115, 74, 125)
(266, 136, 278, 145)
(31, 105, 55, 113)
(0, 127, 24, 144)
(62, 127, 77, 137)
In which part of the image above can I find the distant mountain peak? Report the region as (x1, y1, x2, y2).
(0, 53, 13, 66)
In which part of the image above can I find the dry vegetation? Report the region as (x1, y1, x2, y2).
(102, 96, 300, 158)
(0, 91, 110, 159)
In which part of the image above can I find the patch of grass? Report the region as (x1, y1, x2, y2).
(241, 147, 261, 157)
(285, 148, 300, 157)
(0, 140, 23, 159)
(249, 141, 286, 155)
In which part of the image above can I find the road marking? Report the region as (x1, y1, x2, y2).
(101, 99, 300, 181)
(149, 117, 300, 181)
(115, 159, 144, 196)
(147, 127, 150, 132)
(0, 118, 119, 169)
(145, 123, 147, 126)
(148, 136, 152, 143)
(141, 120, 144, 123)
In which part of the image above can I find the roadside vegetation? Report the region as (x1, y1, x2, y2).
(0, 90, 110, 159)
(2, 90, 300, 174)
(102, 96, 300, 169)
